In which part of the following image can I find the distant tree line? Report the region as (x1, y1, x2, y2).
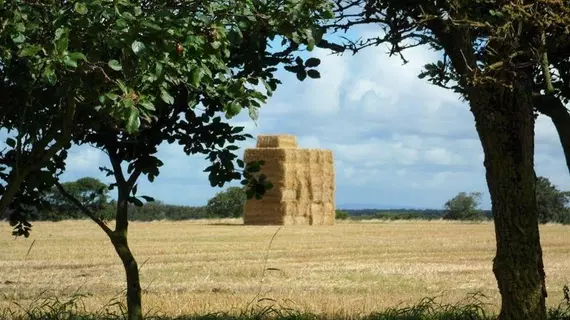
(339, 176, 570, 224)
(10, 177, 245, 222)
(8, 176, 570, 224)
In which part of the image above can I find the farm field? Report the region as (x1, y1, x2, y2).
(0, 219, 569, 317)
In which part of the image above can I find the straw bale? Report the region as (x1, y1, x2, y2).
(283, 215, 310, 225)
(243, 135, 335, 226)
(256, 135, 297, 148)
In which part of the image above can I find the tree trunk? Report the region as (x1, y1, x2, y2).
(111, 197, 142, 320)
(469, 79, 546, 320)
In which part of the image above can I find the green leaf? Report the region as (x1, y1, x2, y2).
(131, 41, 146, 55)
(225, 101, 242, 118)
(129, 197, 144, 207)
(291, 31, 301, 44)
(18, 45, 42, 57)
(6, 138, 16, 148)
(305, 58, 320, 68)
(489, 9, 504, 18)
(160, 89, 174, 104)
(211, 41, 221, 49)
(116, 79, 128, 93)
(108, 59, 122, 71)
(141, 20, 162, 31)
(126, 108, 140, 133)
(67, 52, 87, 61)
(296, 70, 307, 81)
(54, 28, 65, 40)
(63, 56, 78, 68)
(54, 33, 69, 53)
(191, 67, 203, 86)
(141, 195, 154, 202)
(307, 37, 315, 51)
(74, 2, 88, 15)
(105, 92, 119, 100)
(140, 101, 155, 111)
(307, 69, 320, 79)
(11, 33, 25, 43)
(155, 62, 163, 77)
(15, 23, 25, 33)
(42, 65, 57, 85)
(260, 78, 273, 96)
(248, 106, 259, 121)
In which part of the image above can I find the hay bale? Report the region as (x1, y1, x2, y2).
(256, 135, 297, 148)
(243, 135, 335, 226)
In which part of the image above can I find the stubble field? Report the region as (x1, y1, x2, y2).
(0, 219, 569, 318)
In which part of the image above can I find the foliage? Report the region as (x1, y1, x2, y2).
(206, 186, 247, 218)
(335, 210, 349, 220)
(0, 0, 333, 236)
(11, 290, 570, 320)
(1, 1, 334, 319)
(536, 176, 570, 224)
(41, 177, 109, 220)
(442, 192, 485, 221)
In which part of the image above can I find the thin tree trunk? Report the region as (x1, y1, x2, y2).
(111, 232, 142, 320)
(470, 79, 546, 320)
(111, 195, 142, 320)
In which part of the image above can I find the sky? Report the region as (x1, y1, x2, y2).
(20, 30, 570, 210)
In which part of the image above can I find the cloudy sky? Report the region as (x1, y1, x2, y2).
(50, 30, 570, 210)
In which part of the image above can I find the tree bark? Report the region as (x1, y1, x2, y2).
(111, 195, 142, 320)
(469, 79, 546, 320)
(107, 148, 143, 320)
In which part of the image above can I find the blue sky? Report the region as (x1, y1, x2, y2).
(19, 30, 570, 210)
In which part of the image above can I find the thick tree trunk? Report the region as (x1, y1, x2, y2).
(469, 80, 546, 320)
(111, 197, 142, 320)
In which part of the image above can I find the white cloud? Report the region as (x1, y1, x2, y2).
(53, 29, 570, 209)
(66, 147, 103, 172)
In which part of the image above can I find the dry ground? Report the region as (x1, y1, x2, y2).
(0, 219, 569, 317)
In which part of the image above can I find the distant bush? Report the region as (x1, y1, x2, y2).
(443, 192, 486, 221)
(335, 210, 349, 220)
(206, 186, 247, 218)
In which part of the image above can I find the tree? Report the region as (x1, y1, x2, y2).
(335, 209, 349, 220)
(322, 1, 570, 319)
(1, 1, 332, 319)
(206, 186, 246, 218)
(536, 176, 570, 224)
(44, 177, 109, 219)
(442, 192, 485, 221)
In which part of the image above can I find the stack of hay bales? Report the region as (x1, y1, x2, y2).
(242, 134, 335, 225)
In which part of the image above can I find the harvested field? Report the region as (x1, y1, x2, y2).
(0, 219, 569, 317)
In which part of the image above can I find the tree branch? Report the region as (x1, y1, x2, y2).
(54, 181, 113, 237)
(107, 148, 126, 185)
(127, 168, 142, 190)
(534, 93, 570, 176)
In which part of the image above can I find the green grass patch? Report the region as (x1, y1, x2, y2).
(2, 291, 570, 320)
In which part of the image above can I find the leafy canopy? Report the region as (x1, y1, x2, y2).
(443, 192, 485, 221)
(1, 0, 334, 237)
(206, 186, 247, 218)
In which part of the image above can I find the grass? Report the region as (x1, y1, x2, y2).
(0, 219, 569, 319)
